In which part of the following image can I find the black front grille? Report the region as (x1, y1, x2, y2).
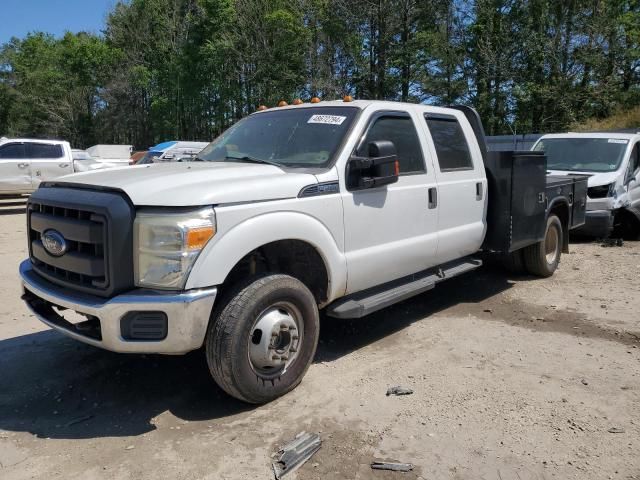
(29, 202, 108, 289)
(27, 185, 135, 297)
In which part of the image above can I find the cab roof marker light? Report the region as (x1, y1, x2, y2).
(257, 105, 268, 111)
(343, 95, 354, 102)
(292, 98, 303, 105)
(278, 100, 288, 107)
(310, 97, 321, 103)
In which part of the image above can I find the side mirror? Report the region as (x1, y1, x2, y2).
(347, 140, 399, 190)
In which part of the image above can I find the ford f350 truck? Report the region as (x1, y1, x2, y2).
(19, 100, 587, 403)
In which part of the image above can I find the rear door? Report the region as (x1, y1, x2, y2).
(341, 109, 440, 294)
(28, 142, 73, 188)
(421, 111, 487, 263)
(0, 142, 31, 193)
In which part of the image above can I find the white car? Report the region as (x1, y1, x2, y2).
(19, 100, 586, 404)
(71, 149, 120, 172)
(533, 132, 640, 237)
(0, 138, 74, 194)
(86, 144, 133, 167)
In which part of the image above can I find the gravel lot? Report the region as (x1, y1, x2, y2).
(1, 196, 638, 480)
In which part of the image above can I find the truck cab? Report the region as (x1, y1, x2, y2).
(532, 132, 640, 238)
(19, 100, 586, 404)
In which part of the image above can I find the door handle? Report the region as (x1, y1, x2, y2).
(59, 163, 70, 168)
(476, 182, 483, 200)
(17, 163, 29, 168)
(428, 187, 438, 209)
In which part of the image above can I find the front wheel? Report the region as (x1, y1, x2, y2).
(523, 214, 563, 277)
(206, 274, 320, 404)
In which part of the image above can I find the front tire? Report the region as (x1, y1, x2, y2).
(523, 214, 562, 277)
(206, 274, 319, 404)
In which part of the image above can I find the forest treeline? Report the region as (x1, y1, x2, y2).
(0, 0, 639, 149)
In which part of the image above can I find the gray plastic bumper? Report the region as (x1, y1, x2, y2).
(573, 210, 614, 238)
(20, 260, 217, 354)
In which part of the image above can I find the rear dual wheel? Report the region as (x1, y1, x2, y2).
(522, 214, 562, 277)
(205, 274, 319, 404)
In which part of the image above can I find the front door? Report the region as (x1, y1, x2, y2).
(0, 142, 31, 193)
(342, 110, 439, 294)
(626, 142, 640, 211)
(28, 143, 73, 188)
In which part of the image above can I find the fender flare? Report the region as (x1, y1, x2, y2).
(185, 211, 347, 302)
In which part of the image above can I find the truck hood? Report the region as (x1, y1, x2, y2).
(547, 170, 619, 187)
(54, 162, 318, 206)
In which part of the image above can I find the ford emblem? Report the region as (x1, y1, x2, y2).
(42, 229, 68, 257)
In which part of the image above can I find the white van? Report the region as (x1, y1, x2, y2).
(532, 132, 640, 237)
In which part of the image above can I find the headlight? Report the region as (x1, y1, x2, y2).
(134, 207, 216, 289)
(587, 183, 615, 199)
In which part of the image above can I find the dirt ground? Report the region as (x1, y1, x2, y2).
(0, 196, 638, 480)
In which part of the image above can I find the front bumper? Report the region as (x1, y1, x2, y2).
(573, 209, 614, 238)
(20, 260, 217, 354)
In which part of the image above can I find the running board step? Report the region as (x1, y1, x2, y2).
(326, 258, 482, 319)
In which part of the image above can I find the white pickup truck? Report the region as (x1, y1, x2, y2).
(0, 139, 116, 195)
(19, 100, 587, 403)
(533, 132, 640, 238)
(0, 139, 75, 195)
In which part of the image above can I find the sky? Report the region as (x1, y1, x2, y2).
(0, 0, 115, 44)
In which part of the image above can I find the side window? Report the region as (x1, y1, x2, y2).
(631, 144, 639, 172)
(0, 143, 26, 159)
(28, 143, 64, 159)
(357, 114, 425, 174)
(425, 114, 474, 171)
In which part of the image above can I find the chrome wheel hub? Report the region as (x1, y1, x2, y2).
(545, 225, 559, 264)
(249, 304, 302, 376)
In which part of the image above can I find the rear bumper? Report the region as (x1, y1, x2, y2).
(573, 210, 614, 238)
(20, 260, 217, 354)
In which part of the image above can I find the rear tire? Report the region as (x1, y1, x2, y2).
(523, 214, 562, 277)
(206, 274, 319, 404)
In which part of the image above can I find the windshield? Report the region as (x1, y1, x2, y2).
(197, 107, 359, 168)
(533, 137, 629, 172)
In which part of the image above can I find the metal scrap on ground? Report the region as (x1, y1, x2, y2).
(386, 386, 414, 396)
(371, 461, 414, 472)
(272, 431, 321, 479)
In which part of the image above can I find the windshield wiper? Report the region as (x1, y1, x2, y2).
(224, 155, 282, 167)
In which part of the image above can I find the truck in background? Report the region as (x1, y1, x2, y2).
(1, 139, 76, 195)
(532, 132, 640, 238)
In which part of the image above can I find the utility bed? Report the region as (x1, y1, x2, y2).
(482, 150, 588, 253)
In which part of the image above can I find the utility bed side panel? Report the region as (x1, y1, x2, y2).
(510, 152, 547, 250)
(545, 175, 588, 228)
(482, 150, 547, 252)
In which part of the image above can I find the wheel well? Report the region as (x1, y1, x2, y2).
(220, 240, 329, 305)
(614, 208, 640, 239)
(549, 201, 570, 253)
